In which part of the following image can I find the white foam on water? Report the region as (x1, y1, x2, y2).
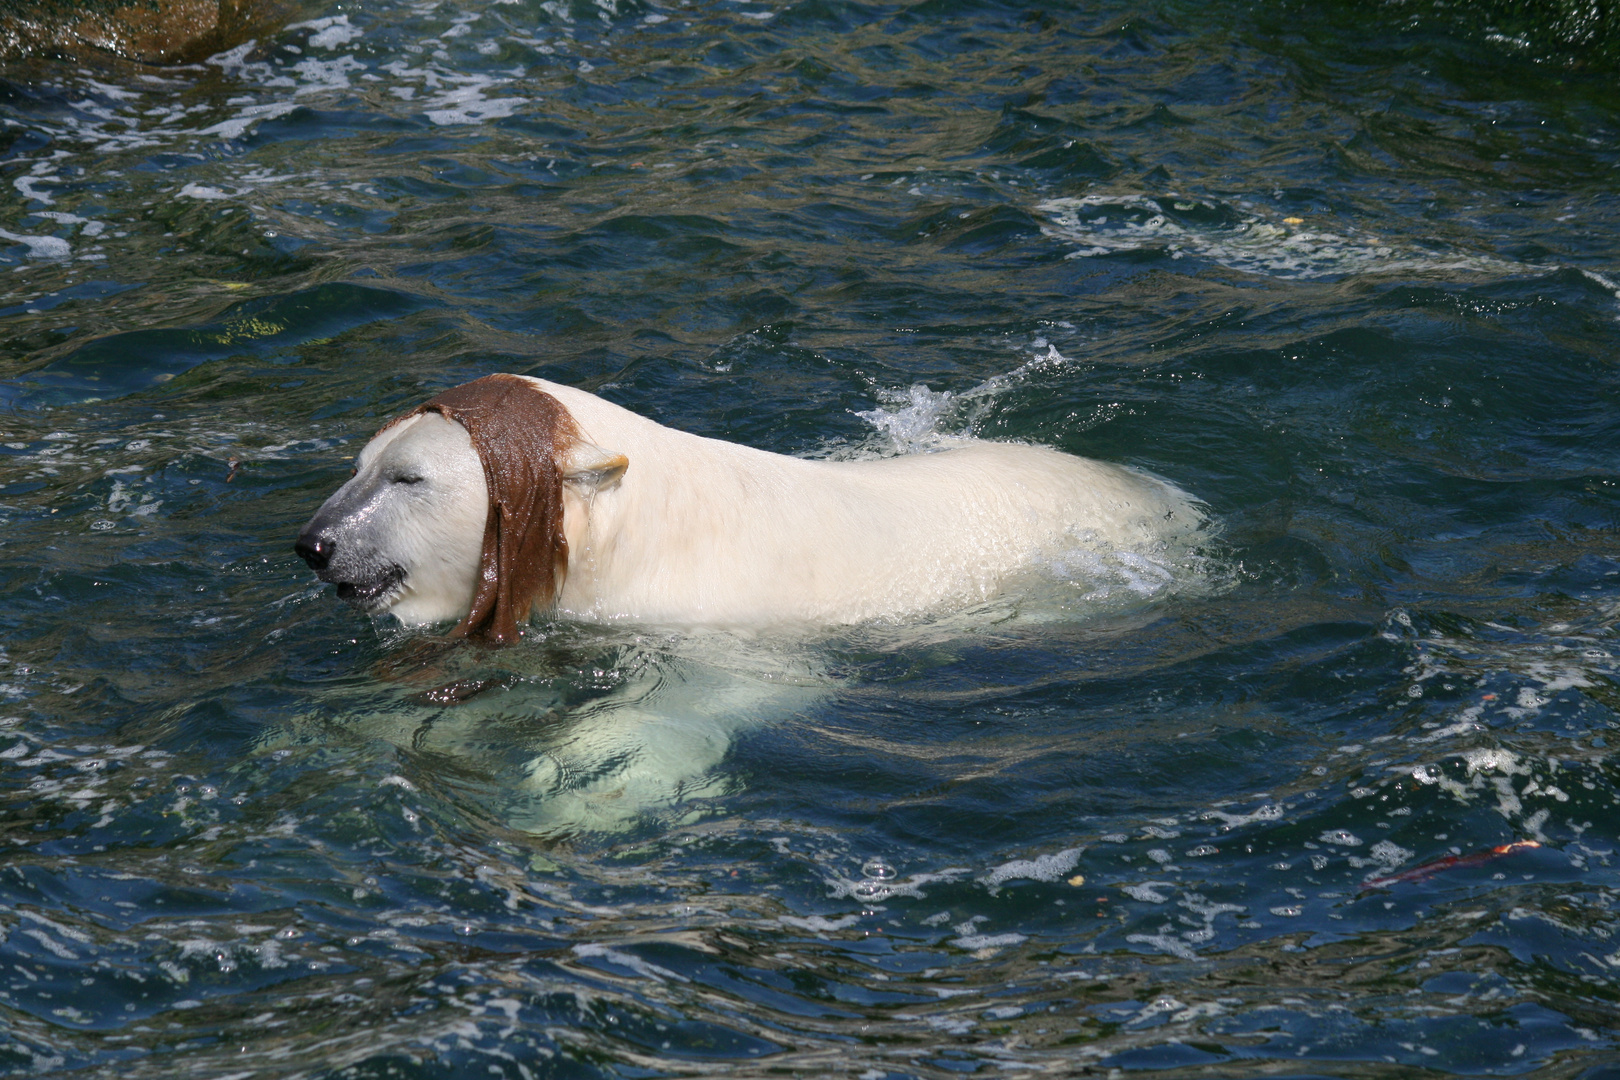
(1124, 927, 1199, 960)
(950, 931, 1027, 950)
(14, 172, 59, 206)
(0, 230, 70, 260)
(1121, 882, 1174, 903)
(1352, 840, 1416, 879)
(289, 15, 366, 50)
(422, 79, 528, 126)
(1202, 803, 1284, 829)
(1343, 613, 1615, 862)
(822, 866, 972, 902)
(198, 101, 301, 141)
(981, 847, 1084, 894)
(290, 55, 369, 95)
(779, 913, 862, 932)
(178, 184, 233, 201)
(1038, 193, 1521, 281)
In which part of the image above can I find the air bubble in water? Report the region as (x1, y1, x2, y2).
(861, 858, 896, 881)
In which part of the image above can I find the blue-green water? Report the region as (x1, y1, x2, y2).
(3, 1, 1620, 1076)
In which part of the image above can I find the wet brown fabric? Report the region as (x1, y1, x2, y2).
(390, 374, 578, 644)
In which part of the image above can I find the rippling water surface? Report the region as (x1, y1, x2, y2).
(3, 0, 1620, 1076)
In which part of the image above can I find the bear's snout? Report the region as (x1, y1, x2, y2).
(294, 529, 336, 571)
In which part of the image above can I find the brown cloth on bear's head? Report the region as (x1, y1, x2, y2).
(396, 374, 578, 644)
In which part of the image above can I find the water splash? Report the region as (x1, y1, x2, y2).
(850, 344, 1079, 456)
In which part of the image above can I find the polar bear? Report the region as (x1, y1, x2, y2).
(295, 373, 1207, 638)
(292, 374, 1210, 835)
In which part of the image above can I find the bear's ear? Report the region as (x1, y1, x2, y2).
(562, 441, 628, 493)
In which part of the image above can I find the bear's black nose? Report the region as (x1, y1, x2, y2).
(294, 531, 335, 570)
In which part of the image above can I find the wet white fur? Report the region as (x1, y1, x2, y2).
(338, 411, 490, 624)
(344, 376, 1203, 629)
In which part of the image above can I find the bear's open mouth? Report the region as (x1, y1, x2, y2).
(330, 566, 406, 614)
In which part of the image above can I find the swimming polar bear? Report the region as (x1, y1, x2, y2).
(295, 373, 1207, 639)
